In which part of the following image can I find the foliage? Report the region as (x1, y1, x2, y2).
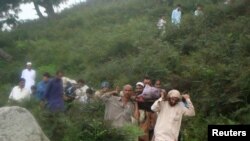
(0, 0, 22, 29)
(0, 0, 249, 140)
(0, 0, 70, 29)
(5, 100, 142, 141)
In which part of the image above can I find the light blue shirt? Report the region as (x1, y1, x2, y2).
(171, 8, 181, 24)
(36, 80, 49, 101)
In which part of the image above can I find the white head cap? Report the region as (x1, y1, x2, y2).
(26, 62, 32, 66)
(136, 82, 144, 87)
(168, 89, 181, 99)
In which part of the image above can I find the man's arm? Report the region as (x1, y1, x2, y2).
(171, 10, 176, 22)
(43, 80, 52, 101)
(182, 94, 195, 116)
(151, 97, 163, 112)
(133, 102, 139, 121)
(33, 70, 36, 81)
(26, 89, 31, 100)
(100, 90, 119, 102)
(21, 70, 25, 78)
(8, 87, 14, 101)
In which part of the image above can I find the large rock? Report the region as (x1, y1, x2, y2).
(0, 106, 50, 141)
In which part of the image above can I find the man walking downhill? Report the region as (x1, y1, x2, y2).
(151, 89, 195, 141)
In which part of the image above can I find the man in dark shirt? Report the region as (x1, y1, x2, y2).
(43, 71, 64, 112)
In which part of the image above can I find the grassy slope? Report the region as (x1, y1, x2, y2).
(0, 0, 250, 140)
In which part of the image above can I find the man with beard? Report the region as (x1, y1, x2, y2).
(21, 62, 36, 91)
(151, 89, 195, 141)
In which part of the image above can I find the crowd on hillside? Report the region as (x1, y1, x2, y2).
(8, 62, 195, 141)
(156, 0, 234, 36)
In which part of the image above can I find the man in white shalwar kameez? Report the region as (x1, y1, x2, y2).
(151, 89, 195, 141)
(21, 62, 36, 91)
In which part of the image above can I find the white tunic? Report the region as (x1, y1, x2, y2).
(151, 98, 195, 141)
(171, 8, 182, 24)
(75, 85, 90, 103)
(157, 18, 166, 30)
(9, 86, 31, 102)
(21, 69, 36, 90)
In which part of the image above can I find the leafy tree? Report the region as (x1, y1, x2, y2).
(0, 0, 68, 29)
(25, 0, 68, 18)
(28, 0, 67, 18)
(0, 0, 22, 29)
(0, 0, 250, 140)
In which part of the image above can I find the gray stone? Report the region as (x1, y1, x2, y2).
(0, 106, 50, 141)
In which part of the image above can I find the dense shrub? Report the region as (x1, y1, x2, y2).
(0, 0, 249, 140)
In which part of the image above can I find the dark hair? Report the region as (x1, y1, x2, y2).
(144, 75, 151, 80)
(31, 85, 36, 90)
(153, 79, 161, 84)
(86, 88, 94, 95)
(101, 81, 110, 88)
(43, 72, 51, 78)
(20, 78, 26, 82)
(196, 4, 203, 8)
(177, 4, 181, 7)
(77, 79, 85, 84)
(56, 70, 63, 75)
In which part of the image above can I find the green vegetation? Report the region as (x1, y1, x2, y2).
(0, 0, 250, 140)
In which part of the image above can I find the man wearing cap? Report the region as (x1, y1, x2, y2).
(21, 62, 36, 91)
(151, 89, 195, 141)
(134, 82, 151, 141)
(94, 81, 116, 99)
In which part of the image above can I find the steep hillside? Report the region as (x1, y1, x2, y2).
(0, 0, 249, 140)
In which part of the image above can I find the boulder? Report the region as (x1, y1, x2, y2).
(0, 106, 50, 141)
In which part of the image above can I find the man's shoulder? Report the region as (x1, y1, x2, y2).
(82, 85, 89, 90)
(21, 69, 27, 72)
(95, 90, 101, 95)
(37, 80, 45, 85)
(48, 78, 57, 84)
(12, 86, 19, 90)
(112, 95, 121, 100)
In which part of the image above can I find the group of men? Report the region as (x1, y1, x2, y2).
(9, 62, 35, 103)
(8, 62, 195, 141)
(8, 62, 91, 112)
(94, 77, 195, 141)
(157, 0, 234, 34)
(157, 4, 204, 30)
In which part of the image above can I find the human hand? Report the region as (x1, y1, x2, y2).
(182, 94, 190, 99)
(39, 101, 45, 109)
(136, 96, 144, 102)
(160, 91, 165, 98)
(115, 86, 120, 93)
